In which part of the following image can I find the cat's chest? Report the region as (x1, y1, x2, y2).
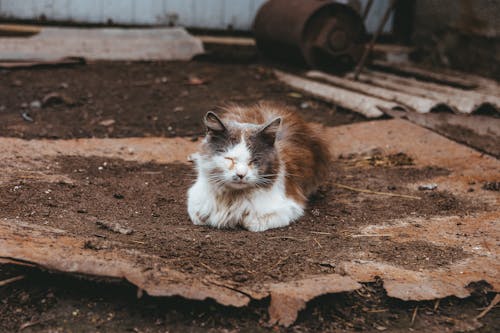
(214, 185, 285, 217)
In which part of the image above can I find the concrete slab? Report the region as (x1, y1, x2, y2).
(0, 27, 204, 61)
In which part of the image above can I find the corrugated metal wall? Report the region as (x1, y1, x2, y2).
(0, 0, 392, 32)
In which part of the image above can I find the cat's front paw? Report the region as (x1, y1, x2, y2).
(243, 214, 291, 232)
(189, 211, 208, 226)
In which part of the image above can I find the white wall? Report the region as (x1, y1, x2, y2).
(0, 0, 392, 32)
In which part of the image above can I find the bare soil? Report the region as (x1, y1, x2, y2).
(0, 61, 498, 332)
(0, 61, 364, 139)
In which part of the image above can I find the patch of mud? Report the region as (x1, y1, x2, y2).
(0, 155, 487, 286)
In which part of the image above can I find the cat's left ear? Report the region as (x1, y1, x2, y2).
(204, 111, 227, 134)
(258, 117, 282, 145)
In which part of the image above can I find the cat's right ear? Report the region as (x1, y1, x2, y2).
(204, 111, 227, 135)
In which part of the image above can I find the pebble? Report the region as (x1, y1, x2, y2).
(418, 183, 437, 191)
(30, 100, 42, 109)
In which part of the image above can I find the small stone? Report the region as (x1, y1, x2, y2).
(60, 82, 69, 89)
(98, 119, 115, 127)
(288, 92, 302, 98)
(311, 208, 320, 217)
(233, 273, 249, 282)
(418, 183, 437, 191)
(30, 100, 42, 109)
(300, 102, 310, 109)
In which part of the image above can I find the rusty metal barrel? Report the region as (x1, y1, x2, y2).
(253, 0, 366, 73)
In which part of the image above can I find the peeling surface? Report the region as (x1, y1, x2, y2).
(0, 220, 250, 307)
(0, 119, 499, 326)
(268, 275, 361, 326)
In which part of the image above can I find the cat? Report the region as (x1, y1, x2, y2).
(187, 103, 330, 232)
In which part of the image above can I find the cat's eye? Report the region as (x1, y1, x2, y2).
(224, 157, 235, 167)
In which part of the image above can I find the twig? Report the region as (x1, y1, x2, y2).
(199, 262, 217, 275)
(351, 234, 392, 238)
(309, 231, 332, 235)
(334, 183, 421, 200)
(268, 236, 307, 242)
(434, 299, 440, 311)
(410, 306, 419, 327)
(0, 275, 24, 287)
(476, 294, 500, 319)
(271, 256, 290, 270)
(313, 238, 323, 248)
(366, 309, 388, 313)
(19, 316, 55, 331)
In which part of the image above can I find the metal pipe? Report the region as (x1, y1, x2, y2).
(353, 0, 398, 80)
(361, 0, 374, 21)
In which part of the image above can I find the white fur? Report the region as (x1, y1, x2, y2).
(187, 137, 304, 232)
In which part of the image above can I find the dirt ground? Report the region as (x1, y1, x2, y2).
(0, 60, 499, 332)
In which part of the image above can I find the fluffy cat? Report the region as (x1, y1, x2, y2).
(187, 103, 330, 232)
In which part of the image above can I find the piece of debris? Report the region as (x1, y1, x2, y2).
(476, 294, 500, 319)
(113, 193, 124, 199)
(20, 112, 34, 122)
(0, 57, 85, 69)
(187, 76, 206, 85)
(83, 240, 108, 250)
(335, 183, 421, 200)
(287, 92, 303, 98)
(275, 70, 385, 118)
(418, 183, 438, 191)
(482, 182, 500, 191)
(0, 275, 25, 287)
(42, 92, 75, 107)
(95, 220, 134, 235)
(99, 119, 116, 127)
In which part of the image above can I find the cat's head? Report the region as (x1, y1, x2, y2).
(198, 111, 281, 190)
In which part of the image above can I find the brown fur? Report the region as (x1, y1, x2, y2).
(215, 103, 331, 205)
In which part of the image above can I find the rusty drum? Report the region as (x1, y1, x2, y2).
(253, 0, 366, 73)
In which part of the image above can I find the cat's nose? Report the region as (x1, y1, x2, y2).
(235, 164, 248, 179)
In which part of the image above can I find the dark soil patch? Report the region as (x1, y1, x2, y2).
(1, 264, 498, 333)
(0, 61, 366, 139)
(0, 154, 485, 286)
(437, 124, 500, 158)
